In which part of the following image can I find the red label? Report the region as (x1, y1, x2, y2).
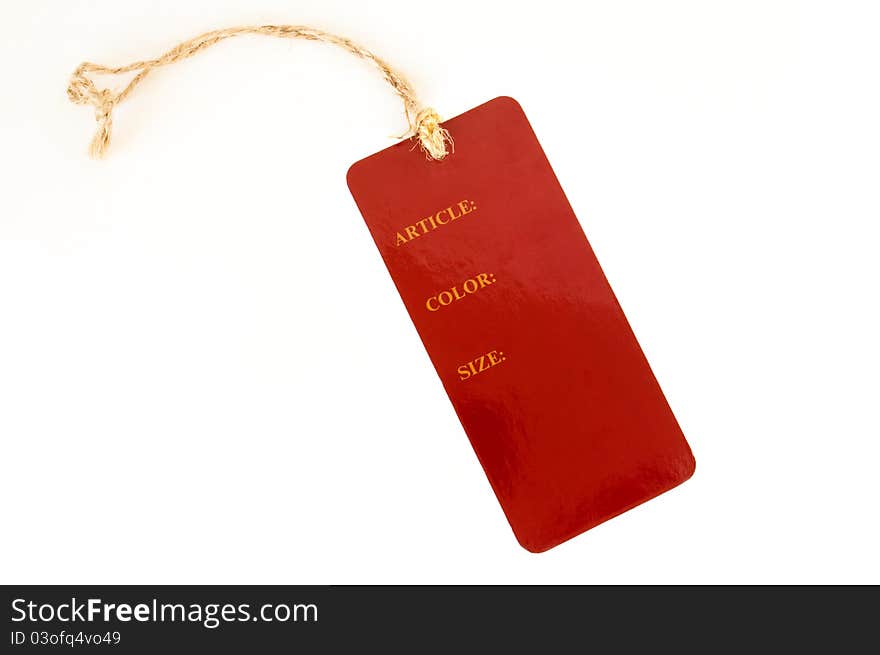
(347, 97, 695, 551)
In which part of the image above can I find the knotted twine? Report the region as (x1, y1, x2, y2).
(67, 25, 451, 160)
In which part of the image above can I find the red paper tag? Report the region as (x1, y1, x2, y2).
(347, 96, 695, 551)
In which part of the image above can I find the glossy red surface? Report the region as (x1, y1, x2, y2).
(347, 96, 695, 552)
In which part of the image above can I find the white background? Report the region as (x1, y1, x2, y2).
(1, 1, 878, 584)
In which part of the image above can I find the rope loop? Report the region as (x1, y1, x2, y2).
(67, 25, 451, 160)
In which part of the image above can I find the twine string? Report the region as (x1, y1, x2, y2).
(67, 25, 451, 159)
